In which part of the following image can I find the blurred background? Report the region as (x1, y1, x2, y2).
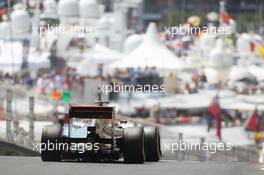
(0, 0, 264, 163)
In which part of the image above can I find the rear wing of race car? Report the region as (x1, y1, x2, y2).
(67, 105, 115, 140)
(69, 105, 114, 119)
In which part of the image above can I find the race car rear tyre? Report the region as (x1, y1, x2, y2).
(41, 125, 62, 162)
(123, 127, 145, 164)
(144, 126, 160, 161)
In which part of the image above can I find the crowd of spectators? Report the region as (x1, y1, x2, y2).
(0, 67, 85, 97)
(115, 66, 162, 87)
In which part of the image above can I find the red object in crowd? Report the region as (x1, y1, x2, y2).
(221, 12, 232, 24)
(39, 3, 44, 12)
(156, 117, 160, 124)
(63, 115, 69, 124)
(210, 96, 222, 140)
(0, 105, 4, 120)
(159, 32, 166, 41)
(191, 73, 199, 84)
(177, 117, 192, 125)
(246, 109, 260, 132)
(65, 77, 72, 90)
(0, 9, 6, 16)
(250, 42, 256, 53)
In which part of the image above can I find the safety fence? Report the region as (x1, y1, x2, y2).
(161, 133, 258, 163)
(0, 80, 63, 149)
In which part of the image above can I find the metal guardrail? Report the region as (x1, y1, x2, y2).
(161, 134, 258, 162)
(0, 81, 60, 150)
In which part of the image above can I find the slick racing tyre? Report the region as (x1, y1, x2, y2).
(41, 125, 62, 162)
(123, 127, 145, 164)
(144, 126, 161, 161)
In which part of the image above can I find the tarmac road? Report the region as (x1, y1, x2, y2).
(0, 156, 263, 175)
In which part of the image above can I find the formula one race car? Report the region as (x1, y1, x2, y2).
(41, 105, 161, 163)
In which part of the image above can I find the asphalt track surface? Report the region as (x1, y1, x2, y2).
(0, 156, 263, 175)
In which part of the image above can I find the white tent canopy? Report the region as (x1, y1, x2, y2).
(70, 43, 123, 76)
(228, 65, 264, 83)
(124, 34, 144, 53)
(207, 37, 233, 69)
(82, 43, 123, 64)
(248, 65, 264, 82)
(228, 66, 254, 82)
(109, 22, 187, 71)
